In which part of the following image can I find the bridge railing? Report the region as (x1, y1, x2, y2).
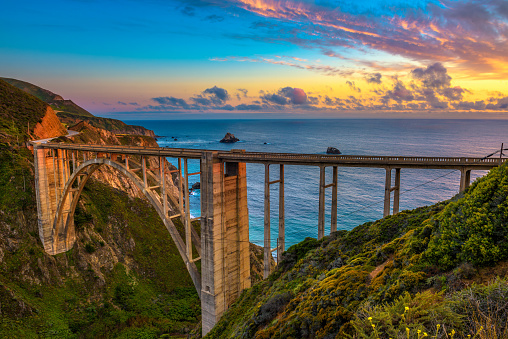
(36, 142, 503, 166)
(218, 152, 501, 165)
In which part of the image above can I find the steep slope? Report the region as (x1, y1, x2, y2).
(0, 79, 66, 144)
(2, 77, 154, 137)
(1, 77, 93, 117)
(0, 80, 202, 337)
(207, 163, 508, 339)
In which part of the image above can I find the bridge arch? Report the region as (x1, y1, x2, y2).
(51, 157, 202, 296)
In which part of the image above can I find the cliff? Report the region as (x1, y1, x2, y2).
(206, 163, 508, 338)
(0, 79, 272, 337)
(32, 106, 68, 140)
(2, 77, 155, 137)
(0, 79, 201, 337)
(0, 79, 66, 144)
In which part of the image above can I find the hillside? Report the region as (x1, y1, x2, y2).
(0, 78, 272, 337)
(0, 79, 67, 144)
(206, 163, 508, 338)
(1, 77, 154, 137)
(0, 80, 202, 337)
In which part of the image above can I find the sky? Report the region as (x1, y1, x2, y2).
(1, 0, 508, 119)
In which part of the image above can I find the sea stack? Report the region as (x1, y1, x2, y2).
(326, 147, 341, 154)
(220, 132, 240, 143)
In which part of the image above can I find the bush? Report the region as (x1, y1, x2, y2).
(452, 278, 508, 339)
(84, 243, 95, 253)
(349, 291, 462, 339)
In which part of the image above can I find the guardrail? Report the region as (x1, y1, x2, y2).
(35, 142, 504, 168)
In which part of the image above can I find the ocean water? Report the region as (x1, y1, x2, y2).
(128, 119, 508, 250)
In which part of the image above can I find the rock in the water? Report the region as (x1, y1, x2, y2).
(220, 132, 239, 143)
(190, 182, 200, 191)
(326, 147, 341, 154)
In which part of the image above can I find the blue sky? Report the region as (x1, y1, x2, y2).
(2, 0, 508, 118)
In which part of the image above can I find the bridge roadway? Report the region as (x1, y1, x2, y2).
(38, 142, 501, 169)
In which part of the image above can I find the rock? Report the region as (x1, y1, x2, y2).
(326, 147, 341, 154)
(190, 182, 200, 191)
(220, 132, 239, 143)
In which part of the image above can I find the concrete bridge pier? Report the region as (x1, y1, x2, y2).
(34, 146, 76, 254)
(459, 168, 471, 192)
(201, 152, 250, 335)
(384, 167, 401, 217)
(318, 166, 339, 239)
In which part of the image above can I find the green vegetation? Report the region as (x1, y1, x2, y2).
(206, 162, 508, 338)
(0, 80, 199, 337)
(0, 79, 49, 144)
(2, 77, 153, 136)
(0, 149, 200, 337)
(1, 77, 94, 117)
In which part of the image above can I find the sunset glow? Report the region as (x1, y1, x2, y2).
(1, 0, 508, 118)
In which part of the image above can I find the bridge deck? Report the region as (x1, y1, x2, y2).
(37, 142, 503, 169)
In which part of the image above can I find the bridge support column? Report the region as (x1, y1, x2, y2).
(331, 166, 338, 233)
(384, 168, 391, 217)
(318, 166, 325, 239)
(201, 152, 250, 336)
(34, 145, 76, 255)
(384, 168, 401, 217)
(459, 168, 471, 192)
(393, 168, 400, 214)
(278, 164, 285, 263)
(264, 164, 271, 278)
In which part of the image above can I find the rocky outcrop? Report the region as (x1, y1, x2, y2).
(326, 146, 341, 154)
(31, 106, 67, 140)
(190, 182, 200, 192)
(249, 243, 276, 285)
(220, 132, 240, 143)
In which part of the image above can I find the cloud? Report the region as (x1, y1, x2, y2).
(153, 96, 190, 109)
(261, 93, 289, 105)
(227, 0, 508, 78)
(346, 81, 361, 93)
(181, 6, 195, 16)
(191, 95, 212, 106)
(261, 87, 308, 105)
(366, 73, 382, 84)
(203, 85, 230, 104)
(486, 97, 508, 110)
(204, 14, 224, 22)
(235, 103, 263, 110)
(382, 81, 414, 103)
(411, 63, 451, 89)
(236, 88, 248, 100)
(211, 56, 353, 77)
(453, 101, 486, 110)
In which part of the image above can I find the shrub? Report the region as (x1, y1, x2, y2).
(84, 243, 95, 253)
(451, 278, 508, 339)
(349, 290, 462, 338)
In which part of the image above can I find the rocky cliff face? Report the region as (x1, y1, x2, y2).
(31, 106, 67, 140)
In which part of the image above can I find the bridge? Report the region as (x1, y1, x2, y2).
(32, 142, 504, 335)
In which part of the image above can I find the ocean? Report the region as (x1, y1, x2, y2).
(127, 119, 508, 250)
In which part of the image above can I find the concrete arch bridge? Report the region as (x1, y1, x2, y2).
(32, 143, 504, 335)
